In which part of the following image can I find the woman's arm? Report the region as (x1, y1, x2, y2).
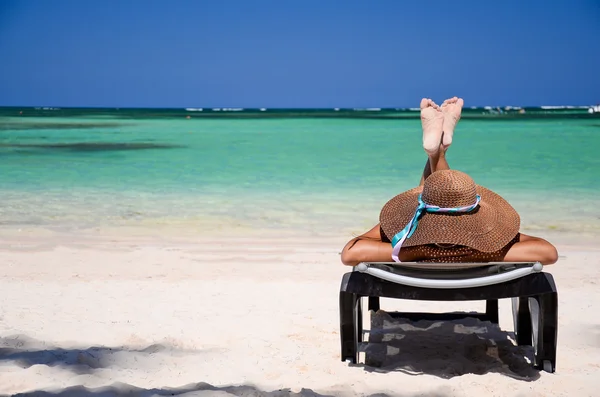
(503, 233, 559, 265)
(341, 224, 393, 266)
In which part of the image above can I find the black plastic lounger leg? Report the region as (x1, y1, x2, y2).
(339, 290, 359, 363)
(512, 296, 533, 346)
(368, 296, 380, 312)
(531, 292, 558, 373)
(356, 297, 363, 348)
(486, 299, 499, 324)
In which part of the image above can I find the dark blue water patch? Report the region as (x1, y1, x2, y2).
(0, 149, 57, 156)
(0, 121, 131, 131)
(0, 135, 51, 140)
(0, 142, 185, 152)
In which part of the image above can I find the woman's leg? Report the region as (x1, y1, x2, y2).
(419, 96, 464, 185)
(441, 97, 464, 149)
(431, 97, 463, 173)
(419, 146, 450, 185)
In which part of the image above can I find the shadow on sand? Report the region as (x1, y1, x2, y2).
(1, 323, 534, 397)
(9, 383, 450, 397)
(9, 383, 452, 397)
(0, 334, 454, 397)
(355, 311, 540, 381)
(0, 335, 197, 376)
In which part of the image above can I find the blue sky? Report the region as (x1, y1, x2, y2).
(0, 0, 599, 108)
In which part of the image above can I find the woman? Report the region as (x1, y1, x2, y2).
(341, 97, 558, 267)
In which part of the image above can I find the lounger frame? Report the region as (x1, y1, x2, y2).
(339, 261, 558, 373)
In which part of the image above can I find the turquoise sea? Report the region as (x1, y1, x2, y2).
(1, 107, 599, 240)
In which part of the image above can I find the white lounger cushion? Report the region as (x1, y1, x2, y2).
(355, 262, 544, 289)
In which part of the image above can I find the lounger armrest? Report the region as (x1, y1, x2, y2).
(355, 262, 543, 289)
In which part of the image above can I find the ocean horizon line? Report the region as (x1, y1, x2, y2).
(1, 105, 599, 120)
(0, 104, 596, 110)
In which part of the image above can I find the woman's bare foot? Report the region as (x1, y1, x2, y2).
(420, 98, 444, 155)
(440, 97, 464, 148)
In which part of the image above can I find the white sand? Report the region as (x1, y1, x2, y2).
(0, 228, 599, 397)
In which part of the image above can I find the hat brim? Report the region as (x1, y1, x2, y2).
(379, 185, 520, 253)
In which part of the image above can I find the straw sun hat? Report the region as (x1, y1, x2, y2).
(379, 170, 520, 255)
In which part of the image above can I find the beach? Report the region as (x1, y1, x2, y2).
(0, 227, 599, 397)
(1, 111, 600, 396)
(2, 0, 600, 393)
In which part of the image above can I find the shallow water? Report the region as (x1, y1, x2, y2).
(1, 111, 599, 239)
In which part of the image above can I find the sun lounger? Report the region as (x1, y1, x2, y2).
(339, 261, 558, 373)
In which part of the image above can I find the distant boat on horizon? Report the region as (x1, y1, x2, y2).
(588, 105, 600, 114)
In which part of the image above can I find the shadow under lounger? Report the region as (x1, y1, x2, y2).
(339, 261, 558, 373)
